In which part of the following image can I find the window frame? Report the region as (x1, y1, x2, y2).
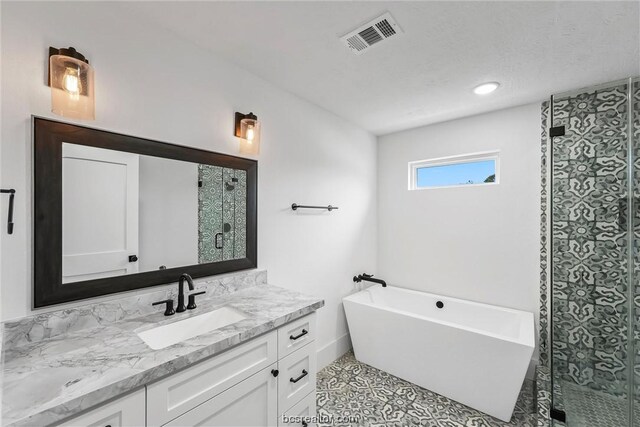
(408, 151, 500, 191)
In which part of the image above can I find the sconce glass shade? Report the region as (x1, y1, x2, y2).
(49, 47, 95, 120)
(235, 112, 261, 155)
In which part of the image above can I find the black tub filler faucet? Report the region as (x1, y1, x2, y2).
(353, 273, 387, 287)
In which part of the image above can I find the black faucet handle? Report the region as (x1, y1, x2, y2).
(187, 291, 206, 310)
(152, 299, 175, 316)
(361, 273, 374, 278)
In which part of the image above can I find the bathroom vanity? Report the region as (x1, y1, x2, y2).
(0, 271, 323, 427)
(61, 313, 317, 427)
(0, 120, 325, 426)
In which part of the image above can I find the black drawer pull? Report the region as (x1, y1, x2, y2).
(290, 369, 308, 383)
(290, 329, 308, 341)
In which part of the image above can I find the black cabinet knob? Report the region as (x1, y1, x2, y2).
(128, 255, 138, 262)
(271, 369, 279, 377)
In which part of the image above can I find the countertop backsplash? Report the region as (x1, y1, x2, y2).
(2, 269, 267, 348)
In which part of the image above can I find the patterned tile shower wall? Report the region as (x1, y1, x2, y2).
(540, 100, 550, 369)
(198, 165, 247, 263)
(551, 83, 630, 397)
(634, 79, 640, 403)
(538, 96, 552, 424)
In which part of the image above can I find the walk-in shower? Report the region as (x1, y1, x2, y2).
(548, 77, 640, 426)
(197, 165, 247, 263)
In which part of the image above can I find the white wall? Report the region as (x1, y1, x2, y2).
(377, 103, 541, 362)
(0, 0, 3, 409)
(0, 2, 377, 364)
(139, 156, 198, 272)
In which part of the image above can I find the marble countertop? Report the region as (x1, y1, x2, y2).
(1, 284, 324, 426)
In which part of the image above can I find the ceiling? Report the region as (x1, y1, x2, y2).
(120, 1, 640, 135)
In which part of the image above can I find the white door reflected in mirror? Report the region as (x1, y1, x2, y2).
(62, 144, 140, 283)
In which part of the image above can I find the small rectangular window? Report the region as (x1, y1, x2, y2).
(409, 152, 499, 190)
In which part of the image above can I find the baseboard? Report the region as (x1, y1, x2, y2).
(527, 357, 538, 380)
(317, 333, 352, 371)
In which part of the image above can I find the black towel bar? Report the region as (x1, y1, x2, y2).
(291, 203, 338, 211)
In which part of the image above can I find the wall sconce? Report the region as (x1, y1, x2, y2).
(48, 47, 95, 120)
(234, 112, 261, 155)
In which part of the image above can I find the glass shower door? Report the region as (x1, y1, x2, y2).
(551, 81, 631, 426)
(197, 165, 248, 264)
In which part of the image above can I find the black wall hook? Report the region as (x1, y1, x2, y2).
(0, 189, 15, 234)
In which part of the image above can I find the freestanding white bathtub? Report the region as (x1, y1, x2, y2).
(343, 285, 534, 422)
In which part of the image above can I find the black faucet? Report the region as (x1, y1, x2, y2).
(353, 273, 387, 287)
(177, 273, 195, 312)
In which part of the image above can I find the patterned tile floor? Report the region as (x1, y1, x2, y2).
(562, 382, 630, 427)
(317, 351, 536, 427)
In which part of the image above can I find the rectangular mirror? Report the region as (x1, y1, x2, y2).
(34, 117, 257, 307)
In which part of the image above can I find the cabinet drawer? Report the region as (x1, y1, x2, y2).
(164, 364, 278, 427)
(54, 388, 145, 427)
(278, 342, 316, 413)
(279, 391, 317, 427)
(278, 313, 316, 359)
(147, 330, 277, 426)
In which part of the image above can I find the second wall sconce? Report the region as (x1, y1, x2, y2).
(234, 111, 261, 155)
(49, 46, 95, 120)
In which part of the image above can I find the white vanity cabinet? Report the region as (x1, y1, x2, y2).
(55, 388, 145, 427)
(277, 314, 316, 357)
(280, 392, 317, 427)
(278, 342, 317, 413)
(163, 363, 279, 426)
(146, 331, 278, 425)
(151, 311, 317, 427)
(274, 313, 317, 426)
(56, 312, 318, 427)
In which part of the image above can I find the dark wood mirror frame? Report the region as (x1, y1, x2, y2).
(33, 117, 258, 308)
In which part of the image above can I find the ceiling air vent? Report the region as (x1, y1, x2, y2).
(340, 12, 403, 55)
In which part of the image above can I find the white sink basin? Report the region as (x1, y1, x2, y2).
(137, 306, 247, 350)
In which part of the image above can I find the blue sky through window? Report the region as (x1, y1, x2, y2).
(416, 160, 495, 188)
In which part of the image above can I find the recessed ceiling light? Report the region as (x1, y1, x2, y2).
(473, 82, 500, 95)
